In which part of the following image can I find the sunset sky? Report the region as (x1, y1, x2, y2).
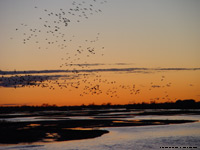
(0, 0, 200, 106)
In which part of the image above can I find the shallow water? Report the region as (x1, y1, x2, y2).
(1, 114, 200, 150)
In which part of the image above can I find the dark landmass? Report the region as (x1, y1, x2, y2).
(137, 110, 200, 116)
(0, 99, 199, 144)
(0, 119, 197, 144)
(0, 99, 199, 114)
(0, 119, 109, 144)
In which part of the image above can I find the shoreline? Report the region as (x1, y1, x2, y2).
(0, 107, 200, 145)
(0, 118, 197, 145)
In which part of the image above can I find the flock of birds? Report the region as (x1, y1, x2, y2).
(14, 0, 107, 69)
(1, 0, 183, 103)
(0, 70, 176, 102)
(15, 0, 107, 51)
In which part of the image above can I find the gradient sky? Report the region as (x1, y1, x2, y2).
(0, 0, 200, 106)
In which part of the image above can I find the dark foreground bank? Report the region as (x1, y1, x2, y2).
(0, 118, 197, 144)
(0, 99, 199, 144)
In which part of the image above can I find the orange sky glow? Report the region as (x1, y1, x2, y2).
(0, 0, 200, 106)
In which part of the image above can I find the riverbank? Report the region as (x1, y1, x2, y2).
(0, 117, 197, 144)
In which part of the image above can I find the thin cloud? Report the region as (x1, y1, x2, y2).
(0, 104, 21, 106)
(1, 67, 199, 88)
(65, 63, 133, 67)
(66, 63, 104, 66)
(112, 63, 133, 66)
(156, 68, 200, 71)
(0, 67, 200, 75)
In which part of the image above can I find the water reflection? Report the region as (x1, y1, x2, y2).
(1, 113, 200, 150)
